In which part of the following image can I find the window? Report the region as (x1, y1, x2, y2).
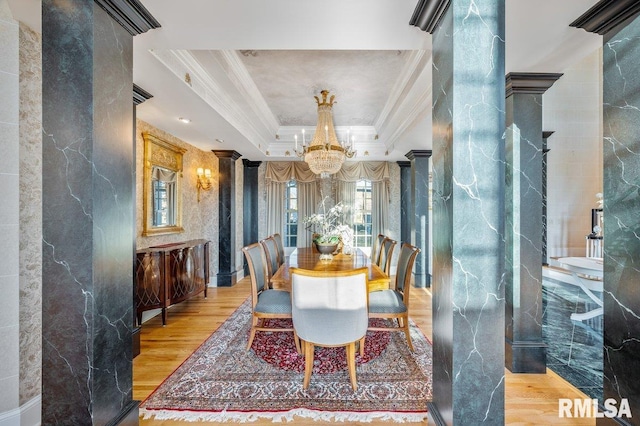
(284, 180, 298, 247)
(352, 180, 372, 248)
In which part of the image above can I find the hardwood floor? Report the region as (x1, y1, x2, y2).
(134, 277, 594, 425)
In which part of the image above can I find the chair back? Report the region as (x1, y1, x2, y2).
(378, 237, 397, 275)
(395, 243, 421, 296)
(260, 236, 280, 281)
(371, 234, 386, 265)
(272, 233, 285, 266)
(290, 268, 369, 346)
(242, 243, 269, 304)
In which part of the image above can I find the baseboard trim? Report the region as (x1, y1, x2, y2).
(0, 394, 41, 426)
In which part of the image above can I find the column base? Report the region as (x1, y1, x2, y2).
(505, 338, 547, 373)
(413, 273, 431, 288)
(217, 271, 238, 287)
(106, 400, 139, 426)
(426, 402, 447, 426)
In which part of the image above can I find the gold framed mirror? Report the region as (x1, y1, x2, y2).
(142, 133, 186, 236)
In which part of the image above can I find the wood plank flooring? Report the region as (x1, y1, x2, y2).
(134, 277, 594, 425)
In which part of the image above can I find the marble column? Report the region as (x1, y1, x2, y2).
(398, 161, 412, 245)
(214, 150, 242, 286)
(41, 1, 158, 423)
(542, 131, 554, 266)
(573, 2, 640, 423)
(504, 73, 561, 374)
(405, 150, 432, 288)
(411, 0, 506, 423)
(243, 160, 261, 274)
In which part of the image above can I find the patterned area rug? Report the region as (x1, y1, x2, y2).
(139, 298, 432, 423)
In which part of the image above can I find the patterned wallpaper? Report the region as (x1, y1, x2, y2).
(135, 119, 220, 280)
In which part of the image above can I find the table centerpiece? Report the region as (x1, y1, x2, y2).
(303, 198, 353, 260)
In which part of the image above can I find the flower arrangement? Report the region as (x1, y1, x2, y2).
(303, 198, 345, 244)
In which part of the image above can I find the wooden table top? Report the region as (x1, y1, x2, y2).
(271, 247, 390, 292)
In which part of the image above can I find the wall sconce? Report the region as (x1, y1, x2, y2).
(196, 167, 212, 202)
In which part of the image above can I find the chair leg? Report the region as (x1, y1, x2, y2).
(303, 340, 314, 390)
(402, 315, 414, 351)
(246, 317, 258, 350)
(293, 330, 301, 354)
(346, 342, 358, 391)
(358, 336, 365, 357)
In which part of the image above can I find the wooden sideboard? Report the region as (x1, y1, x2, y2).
(135, 239, 210, 326)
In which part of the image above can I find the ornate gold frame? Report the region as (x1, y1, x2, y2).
(142, 132, 186, 236)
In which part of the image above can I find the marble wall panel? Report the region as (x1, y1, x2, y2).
(602, 15, 640, 419)
(41, 3, 136, 423)
(235, 158, 244, 276)
(430, 1, 506, 423)
(18, 21, 41, 405)
(135, 119, 219, 282)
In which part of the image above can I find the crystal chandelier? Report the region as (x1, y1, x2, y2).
(294, 90, 355, 178)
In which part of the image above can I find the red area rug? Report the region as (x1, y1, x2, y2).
(139, 298, 432, 423)
(251, 318, 391, 373)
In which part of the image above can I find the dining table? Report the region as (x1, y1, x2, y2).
(270, 247, 390, 293)
(556, 256, 603, 321)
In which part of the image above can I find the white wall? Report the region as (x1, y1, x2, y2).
(0, 0, 20, 420)
(544, 48, 603, 258)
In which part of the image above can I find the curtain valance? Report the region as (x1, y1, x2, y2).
(265, 161, 390, 183)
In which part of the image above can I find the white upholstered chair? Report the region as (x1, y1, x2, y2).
(290, 267, 369, 391)
(242, 243, 298, 352)
(368, 243, 420, 351)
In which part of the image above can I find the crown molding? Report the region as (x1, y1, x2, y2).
(405, 150, 432, 160)
(242, 159, 262, 168)
(150, 49, 273, 151)
(213, 150, 242, 160)
(505, 73, 563, 97)
(218, 50, 280, 134)
(133, 83, 153, 105)
(570, 0, 640, 35)
(409, 0, 451, 34)
(94, 0, 160, 36)
(375, 50, 429, 130)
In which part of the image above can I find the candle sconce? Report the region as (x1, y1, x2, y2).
(196, 167, 213, 202)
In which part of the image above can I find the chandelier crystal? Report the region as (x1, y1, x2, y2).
(295, 90, 355, 178)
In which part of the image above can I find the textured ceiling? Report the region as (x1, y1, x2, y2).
(238, 50, 408, 127)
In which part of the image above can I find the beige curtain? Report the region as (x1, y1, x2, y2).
(265, 161, 317, 183)
(335, 180, 356, 226)
(266, 181, 285, 236)
(335, 161, 390, 182)
(297, 181, 319, 247)
(371, 180, 389, 238)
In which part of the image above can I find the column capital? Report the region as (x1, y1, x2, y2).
(133, 84, 152, 105)
(397, 161, 412, 168)
(506, 73, 563, 97)
(571, 0, 640, 35)
(409, 0, 450, 34)
(95, 0, 161, 35)
(542, 131, 555, 140)
(405, 150, 432, 160)
(213, 150, 242, 160)
(242, 159, 262, 168)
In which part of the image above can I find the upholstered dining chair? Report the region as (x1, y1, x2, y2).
(272, 233, 286, 267)
(290, 267, 369, 391)
(368, 243, 420, 351)
(260, 236, 280, 289)
(370, 234, 386, 265)
(242, 243, 299, 352)
(377, 237, 397, 275)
